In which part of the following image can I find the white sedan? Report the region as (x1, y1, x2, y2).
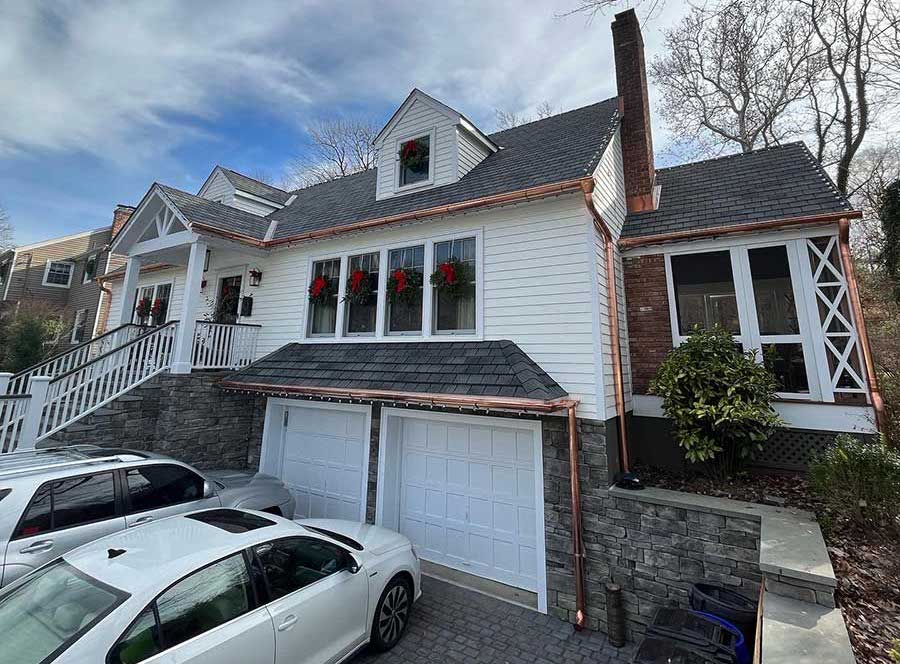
(0, 508, 421, 664)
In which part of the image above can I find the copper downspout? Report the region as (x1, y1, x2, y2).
(619, 210, 863, 250)
(580, 181, 631, 473)
(837, 218, 886, 431)
(567, 403, 587, 630)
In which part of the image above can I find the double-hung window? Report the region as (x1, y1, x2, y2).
(308, 258, 341, 336)
(433, 237, 477, 333)
(132, 282, 172, 326)
(43, 261, 74, 288)
(668, 243, 817, 399)
(345, 252, 379, 336)
(386, 245, 425, 334)
(396, 133, 432, 189)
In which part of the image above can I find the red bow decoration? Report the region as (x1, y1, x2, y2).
(350, 269, 367, 293)
(151, 298, 163, 318)
(393, 269, 407, 293)
(401, 140, 418, 160)
(438, 261, 456, 285)
(310, 276, 328, 297)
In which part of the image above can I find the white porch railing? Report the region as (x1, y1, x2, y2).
(6, 324, 149, 395)
(35, 322, 179, 441)
(0, 394, 31, 454)
(191, 322, 260, 370)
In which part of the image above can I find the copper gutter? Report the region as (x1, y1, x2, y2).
(619, 210, 863, 250)
(580, 181, 630, 473)
(219, 380, 578, 414)
(567, 403, 587, 630)
(837, 218, 886, 431)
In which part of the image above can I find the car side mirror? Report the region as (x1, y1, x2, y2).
(202, 481, 215, 499)
(344, 553, 360, 574)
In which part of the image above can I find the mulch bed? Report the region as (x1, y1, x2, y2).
(635, 465, 900, 664)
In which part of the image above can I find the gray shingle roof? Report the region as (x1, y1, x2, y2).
(158, 185, 270, 241)
(268, 99, 621, 240)
(621, 142, 852, 240)
(222, 340, 568, 401)
(220, 168, 292, 205)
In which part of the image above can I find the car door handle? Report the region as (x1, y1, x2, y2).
(20, 540, 54, 554)
(277, 615, 298, 632)
(132, 516, 154, 525)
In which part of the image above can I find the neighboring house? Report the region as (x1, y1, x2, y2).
(21, 9, 875, 633)
(0, 205, 134, 346)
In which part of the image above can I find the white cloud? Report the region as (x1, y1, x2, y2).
(0, 0, 689, 166)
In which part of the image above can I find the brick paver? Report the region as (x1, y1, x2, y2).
(353, 576, 634, 664)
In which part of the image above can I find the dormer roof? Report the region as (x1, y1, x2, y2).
(372, 88, 498, 154)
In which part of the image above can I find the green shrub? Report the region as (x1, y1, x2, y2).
(650, 325, 782, 474)
(809, 434, 900, 530)
(0, 303, 67, 372)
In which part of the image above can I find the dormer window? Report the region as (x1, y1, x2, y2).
(397, 133, 432, 189)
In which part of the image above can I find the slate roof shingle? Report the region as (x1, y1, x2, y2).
(621, 142, 853, 240)
(158, 185, 271, 241)
(267, 99, 621, 240)
(220, 168, 292, 205)
(222, 341, 568, 401)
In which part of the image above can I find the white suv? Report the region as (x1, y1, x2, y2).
(0, 509, 421, 664)
(0, 446, 296, 586)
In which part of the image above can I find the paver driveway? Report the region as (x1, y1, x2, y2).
(353, 576, 634, 664)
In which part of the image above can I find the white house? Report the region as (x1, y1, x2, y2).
(12, 8, 876, 633)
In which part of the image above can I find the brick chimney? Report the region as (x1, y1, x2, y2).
(612, 9, 657, 213)
(112, 204, 135, 236)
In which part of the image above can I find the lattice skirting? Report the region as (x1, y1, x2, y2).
(752, 427, 875, 471)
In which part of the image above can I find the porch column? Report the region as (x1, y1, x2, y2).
(118, 256, 142, 326)
(170, 240, 207, 374)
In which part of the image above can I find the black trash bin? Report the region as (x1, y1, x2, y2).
(633, 637, 722, 664)
(689, 583, 758, 643)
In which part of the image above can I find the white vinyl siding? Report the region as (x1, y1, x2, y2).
(457, 127, 490, 178)
(198, 170, 235, 205)
(376, 98, 458, 201)
(230, 193, 279, 216)
(590, 130, 632, 419)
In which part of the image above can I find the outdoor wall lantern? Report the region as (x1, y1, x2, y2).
(248, 268, 263, 287)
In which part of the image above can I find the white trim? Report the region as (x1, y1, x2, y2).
(131, 279, 175, 324)
(393, 127, 437, 194)
(301, 229, 484, 343)
(374, 89, 460, 146)
(90, 252, 114, 337)
(621, 223, 840, 258)
(632, 394, 877, 434)
(1, 249, 15, 300)
(376, 407, 548, 613)
(260, 398, 372, 522)
(130, 229, 198, 257)
(41, 260, 74, 288)
(234, 189, 285, 209)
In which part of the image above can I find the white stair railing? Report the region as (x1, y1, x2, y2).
(6, 324, 149, 395)
(192, 322, 260, 370)
(34, 322, 179, 442)
(0, 394, 31, 454)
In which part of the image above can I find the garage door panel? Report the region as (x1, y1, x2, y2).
(397, 415, 541, 594)
(279, 406, 368, 521)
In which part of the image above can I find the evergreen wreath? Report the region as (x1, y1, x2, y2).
(308, 274, 335, 305)
(430, 259, 471, 300)
(150, 298, 164, 323)
(387, 268, 423, 306)
(344, 269, 374, 306)
(135, 297, 152, 321)
(399, 138, 429, 173)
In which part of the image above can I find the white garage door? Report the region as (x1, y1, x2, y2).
(279, 404, 369, 521)
(397, 415, 542, 592)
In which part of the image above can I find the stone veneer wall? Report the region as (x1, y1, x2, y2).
(45, 372, 266, 470)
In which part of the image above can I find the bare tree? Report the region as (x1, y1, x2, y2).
(0, 205, 13, 251)
(847, 140, 900, 262)
(286, 118, 378, 188)
(494, 101, 555, 131)
(650, 0, 816, 157)
(559, 0, 667, 24)
(799, 0, 899, 193)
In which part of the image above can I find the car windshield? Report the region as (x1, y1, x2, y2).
(0, 560, 127, 664)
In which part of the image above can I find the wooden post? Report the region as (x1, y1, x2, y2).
(19, 376, 51, 451)
(119, 256, 143, 326)
(171, 240, 207, 374)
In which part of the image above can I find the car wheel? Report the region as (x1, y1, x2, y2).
(370, 576, 412, 652)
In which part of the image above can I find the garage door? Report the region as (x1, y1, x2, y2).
(279, 404, 369, 521)
(397, 416, 542, 592)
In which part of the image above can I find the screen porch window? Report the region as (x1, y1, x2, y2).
(671, 251, 740, 335)
(387, 245, 424, 334)
(132, 283, 172, 326)
(43, 261, 73, 287)
(345, 252, 379, 335)
(398, 135, 430, 187)
(433, 237, 476, 333)
(308, 258, 341, 336)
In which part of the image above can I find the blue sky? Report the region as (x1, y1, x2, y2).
(0, 0, 691, 246)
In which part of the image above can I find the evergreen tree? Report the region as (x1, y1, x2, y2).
(879, 180, 900, 303)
